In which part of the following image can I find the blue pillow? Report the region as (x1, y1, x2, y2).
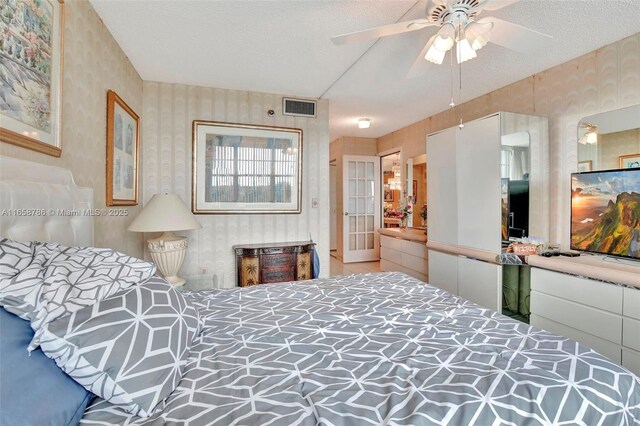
(0, 308, 93, 426)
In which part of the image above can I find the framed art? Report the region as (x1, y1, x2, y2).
(383, 184, 393, 202)
(619, 154, 640, 169)
(0, 0, 64, 157)
(578, 160, 592, 172)
(106, 90, 139, 206)
(192, 120, 303, 214)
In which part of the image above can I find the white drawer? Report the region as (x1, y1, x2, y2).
(531, 314, 622, 363)
(531, 268, 623, 314)
(402, 252, 428, 275)
(380, 259, 427, 282)
(623, 317, 640, 352)
(380, 235, 402, 251)
(402, 240, 428, 259)
(380, 246, 402, 265)
(622, 348, 640, 377)
(380, 258, 401, 273)
(623, 287, 640, 320)
(531, 291, 622, 344)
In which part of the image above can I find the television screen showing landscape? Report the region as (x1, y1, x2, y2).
(571, 169, 640, 259)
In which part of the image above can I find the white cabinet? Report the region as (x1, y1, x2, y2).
(426, 113, 548, 310)
(530, 267, 640, 375)
(456, 115, 502, 253)
(458, 257, 502, 311)
(426, 127, 457, 246)
(380, 234, 428, 282)
(427, 250, 501, 310)
(428, 251, 458, 295)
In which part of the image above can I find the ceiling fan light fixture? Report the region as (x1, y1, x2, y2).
(579, 124, 598, 144)
(424, 36, 446, 64)
(456, 37, 477, 63)
(465, 21, 493, 51)
(433, 23, 455, 51)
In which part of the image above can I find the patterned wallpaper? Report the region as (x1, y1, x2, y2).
(378, 32, 640, 249)
(142, 82, 330, 288)
(0, 1, 144, 257)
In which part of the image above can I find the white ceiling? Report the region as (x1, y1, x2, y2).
(90, 0, 640, 141)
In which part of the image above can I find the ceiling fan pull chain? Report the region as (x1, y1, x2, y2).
(449, 42, 455, 108)
(458, 15, 464, 129)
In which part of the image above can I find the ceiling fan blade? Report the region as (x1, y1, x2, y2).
(406, 36, 437, 79)
(479, 17, 552, 53)
(480, 0, 520, 11)
(331, 19, 436, 45)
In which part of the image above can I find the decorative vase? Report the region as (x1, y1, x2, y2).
(401, 217, 408, 228)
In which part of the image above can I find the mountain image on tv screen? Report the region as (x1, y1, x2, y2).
(571, 169, 640, 259)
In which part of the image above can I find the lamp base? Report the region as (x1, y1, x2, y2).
(147, 232, 188, 287)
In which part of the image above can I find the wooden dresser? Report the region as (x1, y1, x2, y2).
(233, 241, 315, 287)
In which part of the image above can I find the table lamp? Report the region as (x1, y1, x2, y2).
(128, 194, 202, 286)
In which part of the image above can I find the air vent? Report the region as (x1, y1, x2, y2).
(283, 98, 317, 118)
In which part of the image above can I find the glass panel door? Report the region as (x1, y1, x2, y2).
(343, 155, 381, 263)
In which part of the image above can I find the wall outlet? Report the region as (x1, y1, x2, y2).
(200, 267, 208, 275)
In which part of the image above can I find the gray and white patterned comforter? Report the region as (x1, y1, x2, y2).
(81, 272, 640, 425)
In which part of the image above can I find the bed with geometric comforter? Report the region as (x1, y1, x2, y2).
(81, 272, 640, 425)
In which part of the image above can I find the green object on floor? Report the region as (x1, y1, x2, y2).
(519, 265, 531, 316)
(502, 265, 520, 312)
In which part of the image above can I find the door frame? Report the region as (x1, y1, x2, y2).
(342, 155, 381, 263)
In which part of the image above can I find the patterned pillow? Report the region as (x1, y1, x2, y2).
(39, 277, 200, 418)
(0, 242, 157, 351)
(0, 239, 34, 282)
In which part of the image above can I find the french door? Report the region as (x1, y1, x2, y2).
(342, 155, 381, 263)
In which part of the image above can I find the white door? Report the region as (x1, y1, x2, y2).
(427, 127, 458, 245)
(343, 155, 381, 263)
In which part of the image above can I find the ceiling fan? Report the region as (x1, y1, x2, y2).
(331, 0, 552, 68)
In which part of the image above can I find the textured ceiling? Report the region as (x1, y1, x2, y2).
(90, 0, 640, 140)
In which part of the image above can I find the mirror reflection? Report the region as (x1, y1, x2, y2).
(382, 154, 403, 228)
(577, 104, 640, 172)
(501, 131, 530, 241)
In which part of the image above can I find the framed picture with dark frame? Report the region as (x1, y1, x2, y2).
(619, 154, 640, 169)
(106, 90, 139, 206)
(192, 120, 303, 214)
(0, 0, 64, 157)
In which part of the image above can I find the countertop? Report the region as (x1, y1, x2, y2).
(527, 254, 640, 289)
(426, 241, 500, 265)
(378, 227, 427, 244)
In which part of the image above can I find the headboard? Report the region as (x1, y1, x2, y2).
(0, 156, 94, 246)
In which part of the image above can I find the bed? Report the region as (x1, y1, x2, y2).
(78, 272, 640, 425)
(1, 157, 639, 426)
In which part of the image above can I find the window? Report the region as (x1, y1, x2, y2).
(193, 121, 302, 214)
(206, 136, 297, 203)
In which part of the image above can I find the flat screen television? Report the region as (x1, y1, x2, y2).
(571, 168, 640, 260)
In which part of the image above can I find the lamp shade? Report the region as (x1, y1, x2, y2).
(128, 194, 202, 232)
(425, 35, 446, 64)
(465, 21, 493, 51)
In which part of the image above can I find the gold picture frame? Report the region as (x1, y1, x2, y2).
(0, 0, 65, 157)
(578, 160, 592, 172)
(619, 153, 640, 169)
(106, 90, 139, 206)
(192, 120, 303, 214)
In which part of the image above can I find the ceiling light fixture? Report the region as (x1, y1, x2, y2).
(358, 118, 371, 129)
(579, 124, 598, 145)
(456, 36, 477, 64)
(465, 21, 493, 51)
